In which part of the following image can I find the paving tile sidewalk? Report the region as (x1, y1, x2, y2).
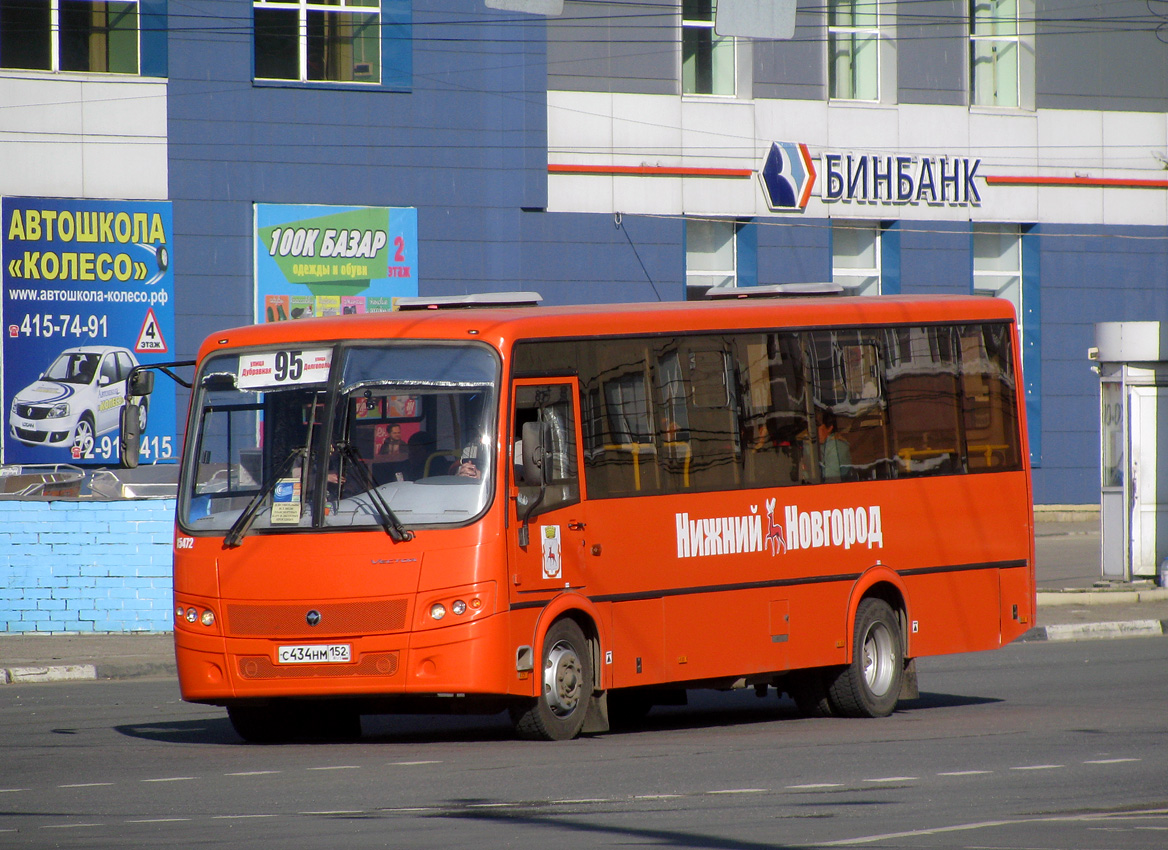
(2, 517, 1164, 684)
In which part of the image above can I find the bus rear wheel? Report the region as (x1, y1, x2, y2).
(510, 618, 593, 741)
(826, 598, 904, 718)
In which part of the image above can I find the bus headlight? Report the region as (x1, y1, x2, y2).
(430, 603, 447, 621)
(451, 600, 467, 616)
(200, 609, 216, 627)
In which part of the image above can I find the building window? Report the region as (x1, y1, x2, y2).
(973, 223, 1021, 321)
(682, 0, 733, 96)
(828, 0, 879, 101)
(686, 219, 736, 300)
(970, 0, 1019, 107)
(255, 0, 382, 84)
(832, 221, 880, 296)
(0, 0, 139, 74)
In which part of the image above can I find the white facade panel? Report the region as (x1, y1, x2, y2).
(615, 95, 681, 165)
(549, 92, 1168, 229)
(1037, 109, 1104, 172)
(0, 73, 167, 201)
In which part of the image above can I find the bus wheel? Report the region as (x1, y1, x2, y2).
(785, 669, 836, 718)
(511, 618, 593, 741)
(827, 598, 903, 718)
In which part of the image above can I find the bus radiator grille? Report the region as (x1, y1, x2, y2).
(237, 652, 400, 679)
(226, 600, 408, 637)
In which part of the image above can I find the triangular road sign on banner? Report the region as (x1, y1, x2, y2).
(134, 308, 168, 353)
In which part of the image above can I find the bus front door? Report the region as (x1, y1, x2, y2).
(508, 380, 589, 593)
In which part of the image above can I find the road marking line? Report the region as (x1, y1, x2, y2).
(0, 789, 28, 793)
(141, 776, 197, 783)
(300, 810, 365, 816)
(226, 771, 281, 776)
(786, 783, 843, 790)
(820, 819, 1017, 845)
(1084, 758, 1140, 765)
(307, 765, 360, 771)
(822, 810, 1168, 846)
(126, 818, 190, 824)
(862, 777, 917, 783)
(41, 823, 104, 829)
(391, 760, 441, 766)
(635, 794, 683, 800)
(937, 770, 991, 776)
(550, 798, 608, 805)
(212, 814, 277, 819)
(1010, 764, 1064, 771)
(59, 782, 114, 788)
(468, 803, 516, 809)
(708, 788, 767, 795)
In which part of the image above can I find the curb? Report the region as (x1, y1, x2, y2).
(1018, 618, 1168, 642)
(1037, 588, 1168, 607)
(2, 664, 97, 684)
(1, 660, 177, 685)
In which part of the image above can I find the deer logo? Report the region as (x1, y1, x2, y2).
(764, 498, 786, 555)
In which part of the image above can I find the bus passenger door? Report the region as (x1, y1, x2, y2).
(508, 380, 589, 593)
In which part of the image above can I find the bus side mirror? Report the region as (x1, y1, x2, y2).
(517, 420, 552, 548)
(521, 420, 551, 486)
(120, 402, 142, 469)
(129, 369, 155, 397)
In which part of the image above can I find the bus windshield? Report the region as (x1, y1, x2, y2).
(180, 342, 498, 536)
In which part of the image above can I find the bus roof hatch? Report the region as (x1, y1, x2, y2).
(396, 292, 544, 311)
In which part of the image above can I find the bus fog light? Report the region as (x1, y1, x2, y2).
(452, 600, 467, 616)
(185, 607, 198, 623)
(430, 603, 446, 620)
(200, 609, 215, 627)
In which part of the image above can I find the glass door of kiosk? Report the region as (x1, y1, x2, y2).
(1099, 378, 1125, 579)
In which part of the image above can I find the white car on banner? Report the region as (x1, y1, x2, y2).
(9, 345, 144, 456)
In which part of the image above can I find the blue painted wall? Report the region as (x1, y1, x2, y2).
(0, 501, 175, 633)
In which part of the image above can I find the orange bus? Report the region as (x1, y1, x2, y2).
(157, 292, 1034, 741)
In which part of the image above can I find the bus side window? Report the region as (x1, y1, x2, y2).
(884, 326, 963, 477)
(738, 333, 804, 487)
(959, 323, 1021, 471)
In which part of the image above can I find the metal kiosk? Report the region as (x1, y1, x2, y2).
(1091, 322, 1168, 584)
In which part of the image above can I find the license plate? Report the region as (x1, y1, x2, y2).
(277, 644, 351, 664)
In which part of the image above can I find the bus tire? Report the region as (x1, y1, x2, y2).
(827, 598, 903, 718)
(510, 618, 593, 741)
(786, 669, 836, 718)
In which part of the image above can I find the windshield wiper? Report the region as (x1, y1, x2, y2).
(224, 446, 306, 548)
(334, 441, 414, 543)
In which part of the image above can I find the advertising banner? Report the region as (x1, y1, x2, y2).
(2, 197, 177, 466)
(254, 204, 418, 322)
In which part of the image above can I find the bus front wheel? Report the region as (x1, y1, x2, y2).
(511, 618, 594, 741)
(827, 598, 903, 718)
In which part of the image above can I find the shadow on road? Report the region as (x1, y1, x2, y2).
(113, 687, 999, 746)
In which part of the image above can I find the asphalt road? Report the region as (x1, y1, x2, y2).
(2, 635, 1167, 849)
